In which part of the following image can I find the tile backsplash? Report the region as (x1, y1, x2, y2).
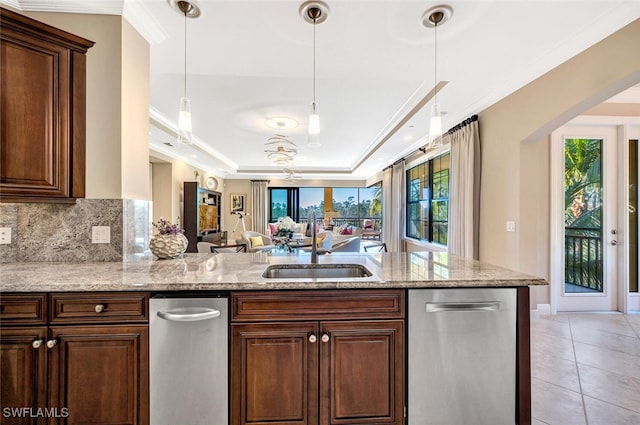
(0, 199, 151, 262)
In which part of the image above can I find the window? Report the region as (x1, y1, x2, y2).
(268, 185, 382, 226)
(299, 187, 323, 219)
(269, 188, 298, 222)
(406, 153, 449, 245)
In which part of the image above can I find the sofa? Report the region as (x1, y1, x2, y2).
(331, 224, 362, 243)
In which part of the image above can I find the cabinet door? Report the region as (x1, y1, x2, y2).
(47, 325, 149, 425)
(319, 321, 404, 425)
(0, 327, 47, 425)
(0, 8, 92, 202)
(0, 28, 72, 199)
(231, 322, 319, 425)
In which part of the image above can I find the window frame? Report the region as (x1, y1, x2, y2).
(405, 152, 450, 246)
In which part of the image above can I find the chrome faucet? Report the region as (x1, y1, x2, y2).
(311, 211, 318, 264)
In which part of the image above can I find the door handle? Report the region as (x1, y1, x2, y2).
(157, 307, 220, 322)
(426, 301, 500, 313)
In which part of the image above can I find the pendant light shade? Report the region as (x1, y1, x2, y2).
(429, 103, 443, 148)
(172, 0, 201, 145)
(300, 1, 329, 148)
(178, 97, 192, 144)
(308, 101, 320, 147)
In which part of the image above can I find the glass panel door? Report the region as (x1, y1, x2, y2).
(553, 125, 618, 311)
(564, 138, 603, 294)
(630, 138, 639, 311)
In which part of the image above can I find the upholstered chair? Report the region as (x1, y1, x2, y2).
(241, 231, 275, 252)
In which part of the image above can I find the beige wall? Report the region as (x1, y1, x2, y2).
(224, 180, 252, 240)
(478, 18, 640, 305)
(25, 11, 150, 200)
(151, 162, 173, 224)
(121, 18, 150, 200)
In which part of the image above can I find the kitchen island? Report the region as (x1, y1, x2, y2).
(0, 251, 545, 292)
(0, 252, 546, 425)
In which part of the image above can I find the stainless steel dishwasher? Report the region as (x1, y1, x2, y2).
(408, 288, 517, 425)
(150, 294, 228, 425)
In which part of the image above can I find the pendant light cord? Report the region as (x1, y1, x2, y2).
(312, 15, 317, 109)
(433, 18, 438, 104)
(184, 10, 187, 97)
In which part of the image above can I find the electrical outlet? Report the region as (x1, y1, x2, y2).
(506, 221, 516, 232)
(92, 226, 111, 244)
(0, 227, 11, 244)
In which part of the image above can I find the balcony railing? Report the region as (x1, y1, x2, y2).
(297, 217, 381, 230)
(565, 227, 602, 292)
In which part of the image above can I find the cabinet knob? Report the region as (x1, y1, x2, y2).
(309, 334, 317, 343)
(46, 339, 57, 349)
(32, 339, 43, 349)
(94, 304, 105, 313)
(321, 333, 330, 343)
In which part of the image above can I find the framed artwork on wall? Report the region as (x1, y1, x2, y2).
(230, 193, 246, 213)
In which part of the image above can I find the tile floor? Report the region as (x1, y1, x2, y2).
(531, 311, 640, 424)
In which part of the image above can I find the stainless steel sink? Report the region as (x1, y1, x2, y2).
(262, 264, 372, 279)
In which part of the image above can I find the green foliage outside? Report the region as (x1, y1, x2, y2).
(564, 138, 603, 291)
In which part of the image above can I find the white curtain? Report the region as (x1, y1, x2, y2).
(382, 160, 406, 252)
(447, 118, 481, 259)
(251, 180, 269, 235)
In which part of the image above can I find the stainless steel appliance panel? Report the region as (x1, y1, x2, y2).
(150, 296, 228, 425)
(409, 288, 517, 425)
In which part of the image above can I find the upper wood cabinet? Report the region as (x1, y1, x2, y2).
(0, 7, 94, 203)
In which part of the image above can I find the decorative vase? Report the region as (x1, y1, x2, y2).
(149, 233, 188, 259)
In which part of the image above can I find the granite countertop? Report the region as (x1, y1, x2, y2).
(0, 252, 547, 292)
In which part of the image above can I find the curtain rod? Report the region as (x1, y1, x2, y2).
(380, 114, 479, 173)
(447, 114, 478, 135)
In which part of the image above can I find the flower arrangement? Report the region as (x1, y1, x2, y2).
(272, 236, 292, 252)
(275, 216, 295, 239)
(152, 218, 184, 235)
(273, 216, 295, 251)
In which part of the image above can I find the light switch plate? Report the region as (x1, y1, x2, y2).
(0, 227, 11, 244)
(506, 221, 516, 232)
(92, 226, 111, 244)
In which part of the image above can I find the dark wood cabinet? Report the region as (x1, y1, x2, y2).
(0, 327, 48, 424)
(0, 7, 93, 203)
(0, 293, 149, 425)
(48, 325, 148, 425)
(231, 290, 405, 425)
(183, 181, 223, 252)
(232, 322, 319, 425)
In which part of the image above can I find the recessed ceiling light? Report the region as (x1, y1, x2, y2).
(265, 117, 299, 130)
(404, 135, 414, 140)
(190, 154, 197, 158)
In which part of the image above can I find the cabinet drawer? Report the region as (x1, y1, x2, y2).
(0, 294, 48, 325)
(50, 292, 149, 324)
(232, 290, 405, 322)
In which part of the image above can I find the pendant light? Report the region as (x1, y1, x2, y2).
(300, 1, 329, 148)
(171, 0, 201, 144)
(422, 5, 452, 148)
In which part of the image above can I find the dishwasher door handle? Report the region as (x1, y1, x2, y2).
(157, 307, 221, 322)
(425, 301, 500, 313)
